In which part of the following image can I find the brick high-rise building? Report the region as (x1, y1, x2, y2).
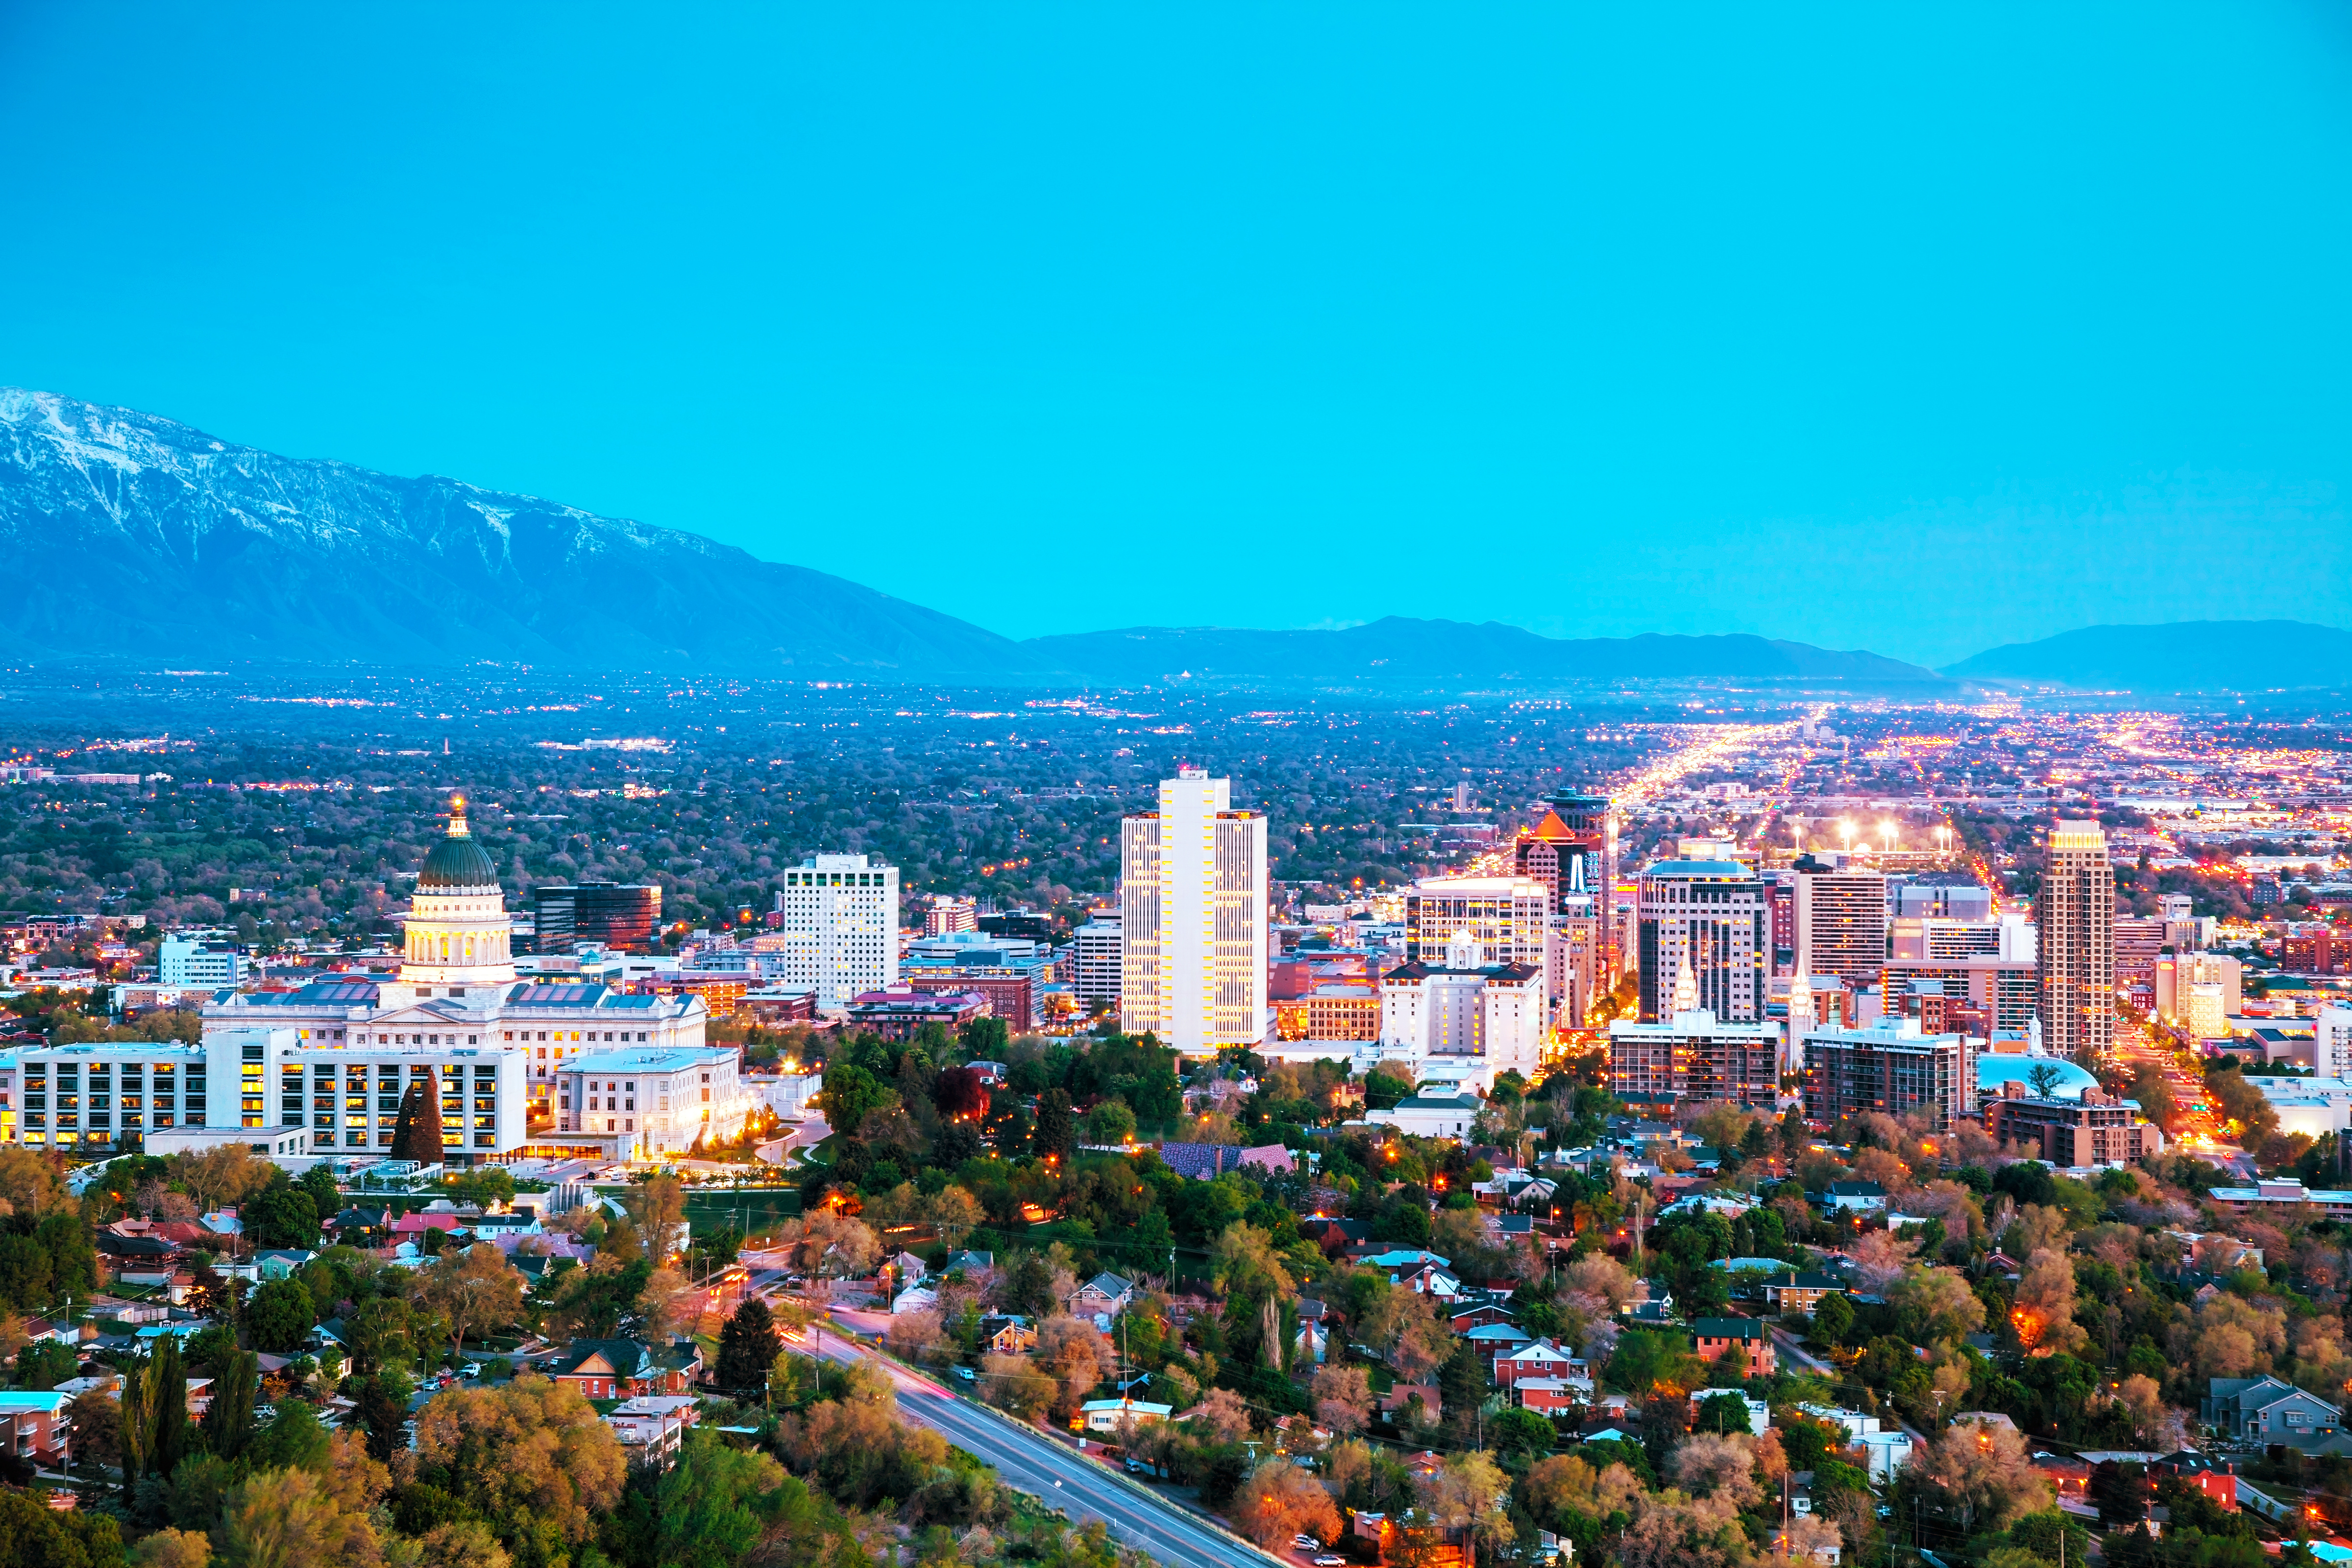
(2039, 820, 2115, 1065)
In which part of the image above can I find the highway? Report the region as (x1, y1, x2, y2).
(808, 1323, 1280, 1568)
(754, 1284, 1281, 1568)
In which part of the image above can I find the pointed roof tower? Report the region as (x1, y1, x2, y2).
(1673, 956, 1700, 1015)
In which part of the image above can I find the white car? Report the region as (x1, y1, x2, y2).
(1314, 1555, 1345, 1565)
(1294, 1539, 1321, 1552)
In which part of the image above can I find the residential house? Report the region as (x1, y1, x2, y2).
(2151, 1452, 2236, 1511)
(1493, 1338, 1579, 1387)
(1071, 1273, 1135, 1321)
(1798, 1404, 1913, 1480)
(1077, 1397, 1172, 1434)
(1360, 1250, 1463, 1297)
(1825, 1182, 1887, 1213)
(944, 1250, 995, 1276)
(2204, 1376, 2346, 1446)
(1693, 1318, 1775, 1377)
(1514, 1376, 1593, 1415)
(1152, 1143, 1296, 1180)
(604, 1395, 698, 1466)
(1689, 1388, 1771, 1432)
(1661, 1192, 1757, 1219)
(548, 1338, 704, 1399)
(1304, 1218, 1374, 1256)
(1762, 1272, 1846, 1317)
(1463, 1323, 1533, 1368)
(1379, 1384, 1442, 1421)
(1448, 1297, 1518, 1333)
(978, 1316, 1038, 1355)
(891, 1284, 939, 1316)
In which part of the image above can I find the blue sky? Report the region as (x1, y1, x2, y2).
(3, 5, 2349, 668)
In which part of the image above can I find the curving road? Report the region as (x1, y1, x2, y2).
(790, 1311, 1283, 1568)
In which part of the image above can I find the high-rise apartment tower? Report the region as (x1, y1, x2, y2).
(2039, 819, 2115, 1064)
(1119, 770, 1270, 1054)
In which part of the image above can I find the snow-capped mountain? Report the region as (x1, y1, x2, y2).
(0, 388, 1037, 674)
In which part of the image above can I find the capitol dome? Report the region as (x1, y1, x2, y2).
(1975, 1054, 2101, 1101)
(419, 797, 499, 889)
(400, 794, 517, 988)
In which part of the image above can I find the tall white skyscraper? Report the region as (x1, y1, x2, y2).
(1119, 768, 1270, 1054)
(778, 853, 900, 1009)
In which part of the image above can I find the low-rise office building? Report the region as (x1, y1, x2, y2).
(554, 1045, 754, 1160)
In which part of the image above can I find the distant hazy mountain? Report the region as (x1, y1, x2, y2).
(0, 388, 1040, 676)
(1946, 621, 2352, 691)
(0, 388, 1939, 686)
(1022, 618, 1940, 684)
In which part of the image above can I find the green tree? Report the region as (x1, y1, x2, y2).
(0, 1232, 55, 1310)
(820, 1063, 892, 1140)
(714, 1299, 781, 1399)
(120, 1335, 193, 1484)
(353, 1369, 412, 1463)
(245, 1278, 316, 1354)
(1694, 1391, 1754, 1435)
(243, 1184, 318, 1250)
(244, 1396, 332, 1473)
(15, 1337, 77, 1390)
(197, 1351, 259, 1460)
(655, 1431, 811, 1568)
(1488, 1406, 1556, 1467)
(1808, 1291, 1856, 1348)
(296, 1164, 342, 1222)
(1034, 1089, 1076, 1164)
(0, 1486, 124, 1568)
(1084, 1099, 1137, 1147)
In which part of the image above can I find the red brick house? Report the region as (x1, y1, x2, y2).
(548, 1338, 703, 1398)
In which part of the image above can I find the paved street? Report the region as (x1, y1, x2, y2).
(795, 1317, 1281, 1568)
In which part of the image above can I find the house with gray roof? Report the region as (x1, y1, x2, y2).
(2205, 1375, 2345, 1447)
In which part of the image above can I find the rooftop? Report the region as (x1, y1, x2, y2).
(566, 1046, 735, 1074)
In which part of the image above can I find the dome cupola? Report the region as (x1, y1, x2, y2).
(419, 794, 499, 890)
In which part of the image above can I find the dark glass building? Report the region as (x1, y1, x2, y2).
(533, 882, 662, 953)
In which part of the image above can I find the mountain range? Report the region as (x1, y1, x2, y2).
(1942, 620, 2352, 692)
(1, 389, 2342, 691)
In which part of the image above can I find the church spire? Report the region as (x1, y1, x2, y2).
(1673, 956, 1699, 1015)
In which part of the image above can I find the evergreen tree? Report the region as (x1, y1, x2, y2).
(1034, 1089, 1075, 1164)
(354, 1369, 412, 1462)
(390, 1077, 444, 1164)
(713, 1299, 781, 1398)
(121, 1335, 191, 1490)
(198, 1350, 259, 1460)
